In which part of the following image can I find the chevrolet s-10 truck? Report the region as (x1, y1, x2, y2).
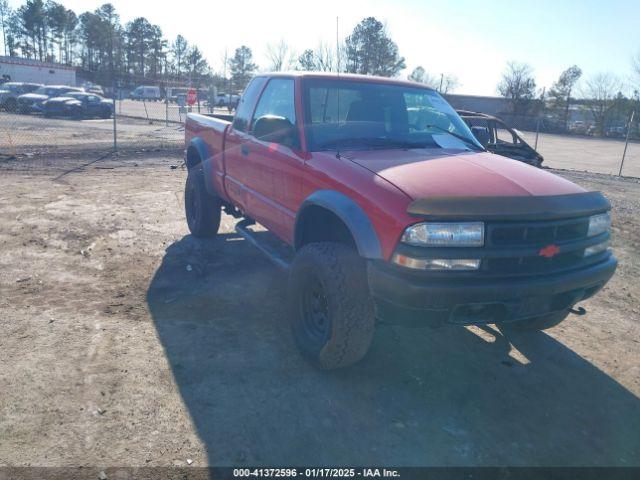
(182, 72, 616, 369)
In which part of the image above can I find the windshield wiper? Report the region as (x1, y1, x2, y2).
(425, 125, 484, 151)
(318, 137, 429, 151)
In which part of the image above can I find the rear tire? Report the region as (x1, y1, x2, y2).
(184, 167, 221, 238)
(289, 242, 375, 370)
(498, 310, 570, 333)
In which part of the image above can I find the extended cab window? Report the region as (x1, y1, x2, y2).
(232, 77, 267, 132)
(251, 78, 296, 127)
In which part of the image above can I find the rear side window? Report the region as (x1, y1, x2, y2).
(251, 78, 296, 127)
(232, 77, 267, 132)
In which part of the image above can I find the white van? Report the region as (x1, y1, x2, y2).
(130, 85, 161, 101)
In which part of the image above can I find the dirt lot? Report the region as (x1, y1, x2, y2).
(0, 153, 639, 468)
(0, 112, 183, 157)
(519, 131, 640, 178)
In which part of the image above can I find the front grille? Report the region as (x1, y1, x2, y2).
(483, 216, 598, 276)
(490, 217, 589, 246)
(485, 250, 586, 275)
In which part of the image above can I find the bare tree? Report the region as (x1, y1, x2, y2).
(266, 39, 295, 72)
(296, 42, 336, 72)
(407, 66, 438, 88)
(497, 61, 537, 114)
(408, 67, 459, 94)
(581, 72, 623, 135)
(439, 74, 460, 94)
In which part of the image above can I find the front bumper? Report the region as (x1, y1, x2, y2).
(368, 255, 617, 327)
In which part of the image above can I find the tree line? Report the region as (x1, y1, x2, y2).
(0, 3, 458, 95)
(0, 0, 212, 86)
(0, 0, 637, 135)
(0, 2, 413, 91)
(495, 61, 639, 136)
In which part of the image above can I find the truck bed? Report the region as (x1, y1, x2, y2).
(184, 112, 234, 202)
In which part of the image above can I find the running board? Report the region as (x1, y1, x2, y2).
(235, 219, 292, 270)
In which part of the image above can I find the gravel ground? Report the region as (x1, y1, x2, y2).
(0, 154, 638, 468)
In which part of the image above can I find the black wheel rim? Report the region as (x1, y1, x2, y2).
(301, 274, 330, 341)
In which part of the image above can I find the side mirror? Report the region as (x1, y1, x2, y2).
(252, 115, 298, 148)
(471, 126, 490, 147)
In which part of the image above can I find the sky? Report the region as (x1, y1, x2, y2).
(5, 0, 640, 96)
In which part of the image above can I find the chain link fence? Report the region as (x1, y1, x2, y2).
(2, 83, 639, 178)
(447, 93, 640, 178)
(0, 78, 236, 173)
(495, 110, 640, 177)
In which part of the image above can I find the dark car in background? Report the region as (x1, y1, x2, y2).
(0, 82, 42, 112)
(17, 85, 83, 114)
(43, 92, 113, 119)
(457, 110, 544, 167)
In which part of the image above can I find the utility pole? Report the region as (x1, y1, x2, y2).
(439, 73, 443, 93)
(619, 110, 635, 176)
(534, 87, 546, 150)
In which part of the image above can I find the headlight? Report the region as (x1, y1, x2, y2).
(392, 253, 480, 270)
(401, 222, 484, 247)
(588, 212, 611, 237)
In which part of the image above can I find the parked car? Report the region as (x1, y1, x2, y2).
(181, 72, 616, 369)
(43, 92, 113, 119)
(87, 85, 105, 96)
(17, 85, 83, 114)
(214, 92, 240, 108)
(457, 110, 544, 167)
(130, 85, 161, 101)
(166, 87, 187, 103)
(568, 121, 596, 136)
(0, 82, 42, 112)
(605, 126, 626, 138)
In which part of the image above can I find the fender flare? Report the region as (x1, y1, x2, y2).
(295, 190, 383, 260)
(187, 137, 216, 196)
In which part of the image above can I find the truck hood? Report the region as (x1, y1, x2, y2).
(342, 149, 584, 199)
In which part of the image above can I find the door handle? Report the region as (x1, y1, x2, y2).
(241, 144, 250, 156)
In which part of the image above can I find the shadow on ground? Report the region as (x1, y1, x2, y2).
(146, 233, 640, 466)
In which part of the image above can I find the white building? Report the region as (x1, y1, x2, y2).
(0, 56, 76, 86)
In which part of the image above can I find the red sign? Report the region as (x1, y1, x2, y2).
(186, 88, 197, 106)
(539, 244, 560, 258)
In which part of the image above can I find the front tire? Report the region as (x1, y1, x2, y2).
(184, 167, 221, 238)
(498, 310, 570, 334)
(289, 242, 375, 369)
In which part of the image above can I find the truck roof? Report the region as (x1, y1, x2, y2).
(257, 71, 436, 90)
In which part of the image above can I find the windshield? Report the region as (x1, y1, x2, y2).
(302, 78, 483, 152)
(34, 86, 64, 96)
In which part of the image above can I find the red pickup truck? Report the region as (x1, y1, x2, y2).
(183, 72, 616, 369)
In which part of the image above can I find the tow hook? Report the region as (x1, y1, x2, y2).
(569, 306, 587, 316)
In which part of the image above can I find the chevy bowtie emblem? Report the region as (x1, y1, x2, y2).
(539, 244, 560, 258)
